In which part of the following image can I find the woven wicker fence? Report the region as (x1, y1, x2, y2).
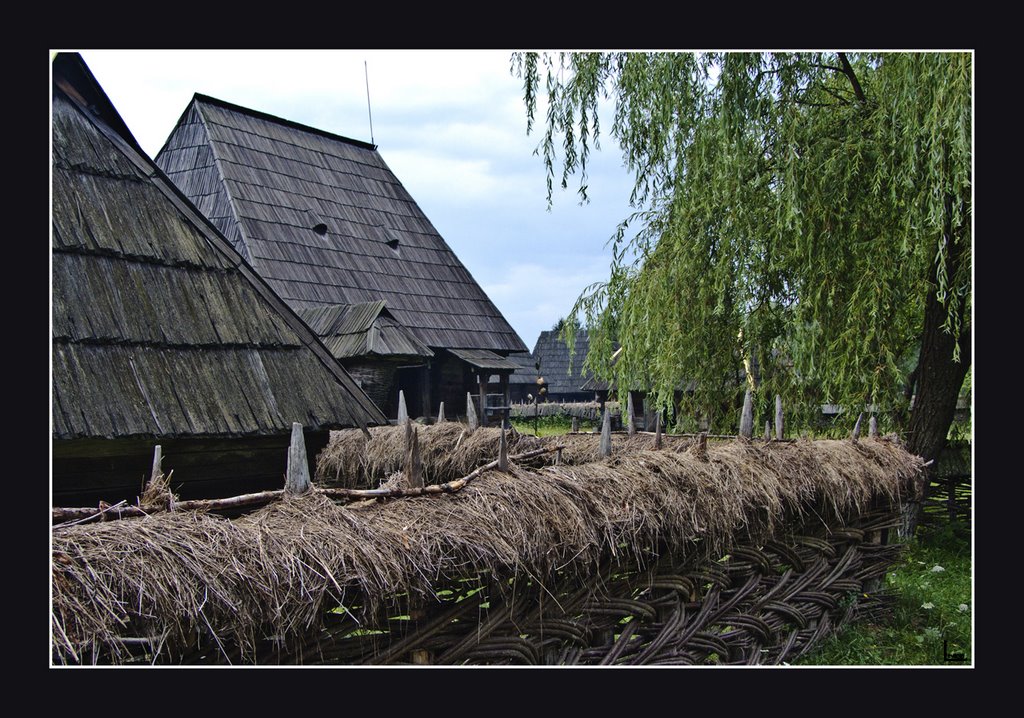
(52, 431, 923, 666)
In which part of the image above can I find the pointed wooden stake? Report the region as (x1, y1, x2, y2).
(690, 431, 709, 462)
(739, 388, 754, 439)
(466, 392, 478, 432)
(599, 408, 612, 458)
(627, 393, 636, 436)
(851, 412, 863, 443)
(654, 413, 663, 449)
(150, 445, 163, 483)
(285, 422, 311, 495)
(405, 425, 423, 488)
(571, 416, 579, 433)
(555, 447, 563, 466)
(764, 420, 771, 441)
(437, 401, 446, 423)
(397, 390, 409, 425)
(775, 395, 784, 440)
(869, 415, 878, 438)
(498, 428, 508, 471)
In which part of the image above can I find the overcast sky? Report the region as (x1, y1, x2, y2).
(68, 49, 640, 352)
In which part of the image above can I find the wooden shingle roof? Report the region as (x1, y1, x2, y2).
(531, 330, 596, 396)
(296, 301, 433, 359)
(155, 95, 527, 354)
(51, 53, 387, 441)
(507, 351, 540, 385)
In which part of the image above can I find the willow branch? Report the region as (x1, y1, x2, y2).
(837, 53, 867, 104)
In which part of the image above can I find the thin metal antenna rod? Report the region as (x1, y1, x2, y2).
(364, 60, 375, 145)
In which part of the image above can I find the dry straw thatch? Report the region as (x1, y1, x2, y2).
(316, 424, 545, 488)
(52, 436, 924, 665)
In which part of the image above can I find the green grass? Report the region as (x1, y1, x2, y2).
(510, 415, 596, 437)
(795, 519, 972, 666)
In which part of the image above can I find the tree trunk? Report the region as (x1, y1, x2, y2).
(901, 209, 971, 538)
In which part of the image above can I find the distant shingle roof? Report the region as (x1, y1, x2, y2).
(445, 348, 522, 372)
(531, 330, 596, 396)
(51, 53, 386, 441)
(296, 301, 433, 359)
(507, 351, 540, 385)
(155, 95, 527, 354)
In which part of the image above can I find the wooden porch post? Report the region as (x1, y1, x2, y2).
(478, 374, 488, 428)
(500, 373, 510, 429)
(421, 360, 432, 424)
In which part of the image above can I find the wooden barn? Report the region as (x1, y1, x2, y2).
(153, 94, 528, 424)
(51, 53, 388, 507)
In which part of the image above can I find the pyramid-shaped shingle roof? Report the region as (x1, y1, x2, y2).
(155, 95, 527, 355)
(52, 53, 386, 442)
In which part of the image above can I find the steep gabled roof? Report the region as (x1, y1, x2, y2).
(154, 94, 527, 354)
(51, 53, 387, 441)
(531, 330, 596, 396)
(295, 301, 433, 359)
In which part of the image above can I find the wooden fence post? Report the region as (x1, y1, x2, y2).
(654, 412, 663, 450)
(851, 412, 863, 443)
(775, 395, 784, 440)
(397, 389, 408, 425)
(627, 392, 636, 436)
(571, 416, 579, 433)
(438, 401, 446, 423)
(405, 424, 424, 488)
(498, 428, 508, 471)
(466, 392, 478, 432)
(690, 431, 709, 462)
(739, 388, 754, 439)
(150, 445, 163, 483)
(869, 415, 878, 438)
(285, 422, 311, 495)
(764, 420, 771, 441)
(600, 408, 612, 458)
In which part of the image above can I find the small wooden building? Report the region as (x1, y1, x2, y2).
(529, 330, 598, 403)
(51, 53, 387, 507)
(296, 301, 434, 418)
(154, 94, 528, 422)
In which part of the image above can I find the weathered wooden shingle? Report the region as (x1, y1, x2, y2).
(52, 53, 386, 442)
(155, 94, 527, 354)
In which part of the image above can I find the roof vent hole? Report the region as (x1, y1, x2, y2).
(386, 237, 400, 250)
(313, 222, 328, 236)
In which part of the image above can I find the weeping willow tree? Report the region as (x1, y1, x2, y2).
(514, 52, 971, 531)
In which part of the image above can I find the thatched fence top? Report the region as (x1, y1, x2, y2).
(52, 435, 924, 665)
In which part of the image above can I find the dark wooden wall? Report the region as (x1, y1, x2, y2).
(52, 430, 330, 507)
(343, 360, 399, 417)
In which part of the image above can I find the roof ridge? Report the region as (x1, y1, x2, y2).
(192, 92, 378, 151)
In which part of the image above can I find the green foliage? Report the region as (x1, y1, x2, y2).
(514, 52, 972, 435)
